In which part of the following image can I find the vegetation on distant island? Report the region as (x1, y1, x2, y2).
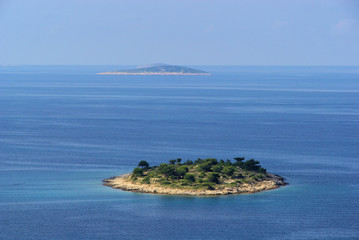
(98, 64, 210, 75)
(118, 64, 209, 74)
(130, 157, 272, 191)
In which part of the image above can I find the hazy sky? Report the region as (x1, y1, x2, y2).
(0, 0, 358, 65)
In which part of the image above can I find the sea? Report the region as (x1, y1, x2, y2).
(0, 65, 358, 240)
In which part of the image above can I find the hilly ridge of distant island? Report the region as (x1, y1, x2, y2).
(97, 63, 211, 75)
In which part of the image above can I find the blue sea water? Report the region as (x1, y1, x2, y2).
(0, 65, 358, 239)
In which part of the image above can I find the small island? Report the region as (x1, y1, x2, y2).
(97, 63, 211, 75)
(103, 157, 287, 196)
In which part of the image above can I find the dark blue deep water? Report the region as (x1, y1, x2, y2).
(0, 66, 358, 239)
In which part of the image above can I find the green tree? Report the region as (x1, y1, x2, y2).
(132, 167, 143, 176)
(194, 158, 205, 164)
(158, 163, 176, 179)
(258, 167, 266, 173)
(138, 160, 149, 169)
(176, 166, 189, 178)
(184, 160, 193, 165)
(169, 159, 176, 165)
(233, 157, 245, 167)
(234, 157, 245, 162)
(176, 158, 182, 164)
(205, 158, 218, 165)
(184, 173, 196, 182)
(222, 166, 235, 176)
(207, 173, 220, 184)
(198, 161, 212, 172)
(212, 165, 223, 173)
(242, 159, 261, 171)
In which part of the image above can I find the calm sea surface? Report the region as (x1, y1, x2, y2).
(0, 66, 358, 239)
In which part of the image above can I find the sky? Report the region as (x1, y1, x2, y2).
(0, 0, 358, 66)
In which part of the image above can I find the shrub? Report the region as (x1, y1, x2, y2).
(157, 163, 176, 179)
(258, 167, 267, 173)
(184, 173, 196, 182)
(212, 165, 223, 173)
(235, 173, 244, 179)
(256, 174, 264, 179)
(199, 171, 206, 178)
(202, 183, 214, 190)
(147, 171, 156, 177)
(194, 158, 205, 164)
(222, 166, 235, 176)
(132, 167, 143, 176)
(141, 177, 150, 184)
(205, 158, 218, 165)
(176, 166, 189, 178)
(207, 173, 220, 184)
(198, 162, 213, 172)
(184, 160, 193, 165)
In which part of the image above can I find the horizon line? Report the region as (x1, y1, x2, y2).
(1, 64, 359, 67)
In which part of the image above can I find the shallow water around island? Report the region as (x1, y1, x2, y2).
(0, 66, 358, 239)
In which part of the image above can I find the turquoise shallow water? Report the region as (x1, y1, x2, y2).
(0, 66, 358, 239)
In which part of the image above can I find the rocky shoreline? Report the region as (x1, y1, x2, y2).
(103, 173, 287, 196)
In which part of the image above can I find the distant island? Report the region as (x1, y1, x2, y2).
(97, 63, 211, 75)
(103, 157, 287, 196)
